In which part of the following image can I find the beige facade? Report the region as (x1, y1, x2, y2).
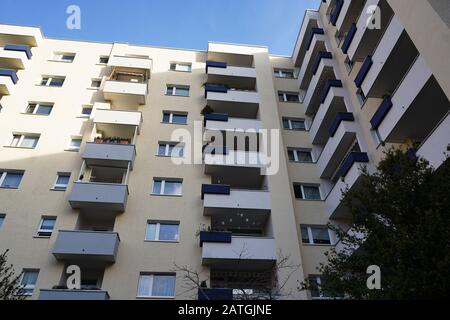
(0, 0, 449, 300)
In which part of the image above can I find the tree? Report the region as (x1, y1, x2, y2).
(302, 149, 450, 299)
(0, 249, 26, 300)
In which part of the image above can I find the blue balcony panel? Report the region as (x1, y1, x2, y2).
(341, 23, 357, 54)
(205, 84, 228, 98)
(354, 55, 373, 88)
(330, 0, 344, 26)
(338, 152, 370, 178)
(199, 231, 232, 247)
(305, 28, 325, 51)
(329, 112, 355, 137)
(370, 96, 393, 129)
(206, 61, 227, 73)
(4, 44, 32, 59)
(0, 69, 18, 84)
(198, 288, 233, 301)
(312, 51, 333, 75)
(204, 113, 229, 122)
(201, 184, 231, 200)
(319, 79, 343, 104)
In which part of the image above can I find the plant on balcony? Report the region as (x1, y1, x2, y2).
(0, 250, 26, 300)
(300, 149, 450, 299)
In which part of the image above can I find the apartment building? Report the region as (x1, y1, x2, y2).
(0, 0, 449, 300)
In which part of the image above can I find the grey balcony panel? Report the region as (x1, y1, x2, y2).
(82, 143, 136, 168)
(68, 182, 129, 212)
(52, 230, 120, 262)
(39, 289, 110, 300)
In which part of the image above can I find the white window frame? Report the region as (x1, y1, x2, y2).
(145, 222, 180, 242)
(90, 78, 102, 89)
(19, 270, 39, 296)
(80, 105, 93, 118)
(166, 85, 190, 97)
(67, 136, 82, 151)
(137, 274, 176, 298)
(36, 216, 56, 237)
(152, 179, 183, 196)
(162, 112, 188, 124)
(10, 134, 40, 149)
(25, 103, 53, 116)
(40, 76, 65, 87)
(170, 63, 192, 72)
(283, 118, 306, 131)
(274, 69, 295, 78)
(53, 173, 70, 191)
(52, 52, 76, 62)
(297, 184, 323, 200)
(157, 142, 184, 158)
(0, 171, 24, 189)
(279, 91, 300, 103)
(301, 225, 332, 245)
(288, 148, 314, 163)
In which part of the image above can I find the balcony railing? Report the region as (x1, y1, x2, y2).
(305, 28, 325, 51)
(199, 231, 232, 247)
(354, 55, 373, 88)
(370, 96, 392, 129)
(341, 23, 357, 54)
(330, 0, 344, 26)
(68, 182, 129, 212)
(337, 152, 369, 178)
(4, 44, 32, 59)
(198, 288, 233, 301)
(319, 80, 343, 104)
(312, 52, 333, 75)
(329, 112, 355, 137)
(83, 142, 136, 169)
(39, 289, 110, 300)
(0, 69, 18, 84)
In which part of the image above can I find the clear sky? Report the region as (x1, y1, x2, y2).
(0, 0, 320, 56)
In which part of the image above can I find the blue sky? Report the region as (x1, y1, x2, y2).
(0, 0, 320, 56)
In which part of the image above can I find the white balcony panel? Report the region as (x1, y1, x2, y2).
(205, 118, 261, 132)
(202, 237, 276, 262)
(0, 47, 29, 69)
(317, 121, 359, 178)
(335, 0, 352, 32)
(378, 56, 432, 142)
(0, 24, 43, 46)
(299, 33, 327, 89)
(361, 16, 404, 96)
(108, 55, 152, 71)
(204, 151, 265, 168)
(203, 190, 271, 211)
(303, 58, 335, 116)
(93, 109, 142, 128)
(417, 113, 450, 170)
(207, 90, 260, 105)
(103, 80, 147, 105)
(0, 75, 14, 95)
(208, 66, 256, 79)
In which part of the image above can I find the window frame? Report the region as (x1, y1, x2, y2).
(301, 225, 332, 245)
(51, 52, 76, 63)
(278, 91, 300, 103)
(287, 148, 314, 163)
(0, 171, 24, 189)
(166, 85, 190, 97)
(80, 106, 93, 118)
(162, 112, 188, 125)
(169, 63, 192, 73)
(137, 273, 176, 298)
(283, 117, 307, 131)
(40, 76, 66, 87)
(24, 103, 53, 116)
(274, 69, 295, 79)
(294, 183, 323, 201)
(36, 216, 56, 237)
(157, 142, 185, 158)
(9, 133, 40, 149)
(152, 178, 183, 196)
(145, 221, 180, 242)
(67, 137, 82, 152)
(19, 270, 39, 296)
(52, 173, 71, 191)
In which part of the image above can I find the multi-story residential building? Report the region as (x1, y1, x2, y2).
(0, 0, 448, 300)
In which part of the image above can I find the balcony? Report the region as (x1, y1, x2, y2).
(68, 182, 129, 212)
(102, 80, 148, 105)
(329, 0, 345, 26)
(0, 45, 31, 69)
(198, 288, 233, 301)
(374, 56, 448, 144)
(360, 16, 419, 99)
(52, 230, 120, 263)
(0, 69, 18, 95)
(0, 24, 43, 47)
(204, 113, 261, 132)
(299, 30, 327, 90)
(334, 0, 367, 33)
(39, 289, 110, 300)
(417, 112, 450, 170)
(82, 142, 136, 169)
(293, 11, 321, 68)
(202, 185, 271, 216)
(341, 23, 357, 54)
(202, 236, 277, 269)
(93, 108, 142, 129)
(317, 115, 358, 179)
(303, 60, 338, 116)
(205, 85, 260, 118)
(108, 55, 152, 71)
(206, 61, 256, 89)
(204, 150, 265, 169)
(326, 152, 370, 219)
(300, 49, 331, 91)
(310, 86, 348, 145)
(347, 0, 394, 62)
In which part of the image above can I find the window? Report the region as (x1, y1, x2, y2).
(20, 270, 39, 296)
(157, 143, 184, 158)
(90, 79, 102, 88)
(301, 226, 331, 245)
(52, 52, 75, 62)
(288, 148, 313, 163)
(166, 85, 190, 97)
(137, 273, 176, 298)
(99, 56, 109, 64)
(278, 91, 300, 102)
(162, 112, 188, 125)
(0, 214, 5, 229)
(80, 106, 93, 117)
(274, 69, 295, 78)
(25, 103, 53, 116)
(170, 63, 192, 72)
(308, 276, 333, 299)
(10, 134, 40, 149)
(0, 171, 24, 189)
(36, 217, 56, 237)
(282, 117, 306, 131)
(145, 222, 180, 242)
(294, 184, 322, 200)
(344, 57, 354, 74)
(67, 137, 82, 151)
(152, 179, 183, 196)
(40, 76, 65, 87)
(53, 173, 70, 191)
